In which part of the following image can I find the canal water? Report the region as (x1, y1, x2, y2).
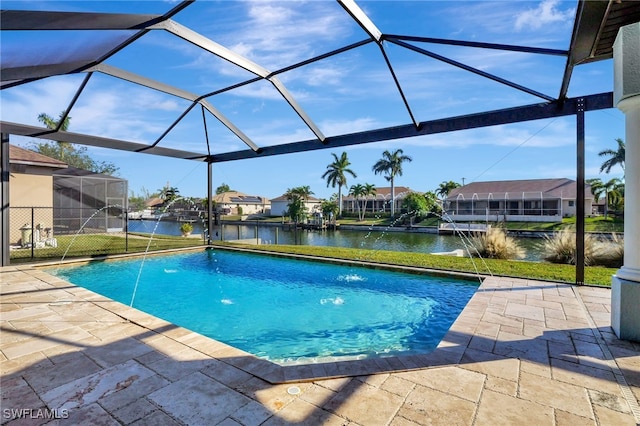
(127, 219, 545, 261)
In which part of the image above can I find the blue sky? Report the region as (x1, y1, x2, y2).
(1, 0, 626, 200)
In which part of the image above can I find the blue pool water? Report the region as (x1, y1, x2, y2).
(49, 250, 478, 364)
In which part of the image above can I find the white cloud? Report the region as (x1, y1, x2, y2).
(344, 117, 576, 152)
(3, 77, 194, 148)
(514, 0, 574, 31)
(442, 2, 530, 36)
(225, 81, 283, 102)
(0, 77, 82, 126)
(441, 1, 572, 47)
(302, 65, 345, 87)
(320, 117, 381, 137)
(223, 1, 351, 70)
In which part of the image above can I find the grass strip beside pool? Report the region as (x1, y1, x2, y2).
(214, 243, 615, 287)
(10, 233, 205, 262)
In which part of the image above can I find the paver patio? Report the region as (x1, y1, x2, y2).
(2, 263, 639, 425)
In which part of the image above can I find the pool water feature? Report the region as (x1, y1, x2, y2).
(49, 249, 478, 364)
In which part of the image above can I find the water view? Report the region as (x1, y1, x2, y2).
(127, 219, 546, 261)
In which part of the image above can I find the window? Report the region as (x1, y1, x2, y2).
(568, 201, 575, 207)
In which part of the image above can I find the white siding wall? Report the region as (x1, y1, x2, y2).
(560, 199, 593, 217)
(270, 201, 322, 217)
(270, 201, 288, 216)
(219, 202, 267, 215)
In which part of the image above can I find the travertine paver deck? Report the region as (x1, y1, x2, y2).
(2, 264, 640, 425)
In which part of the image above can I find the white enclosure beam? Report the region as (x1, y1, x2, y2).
(155, 20, 271, 77)
(87, 64, 259, 151)
(88, 63, 198, 101)
(338, 0, 382, 42)
(157, 19, 325, 143)
(0, 122, 208, 161)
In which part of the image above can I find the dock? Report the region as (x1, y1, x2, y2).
(438, 223, 491, 234)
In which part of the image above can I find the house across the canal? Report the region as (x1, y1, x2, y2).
(443, 178, 593, 223)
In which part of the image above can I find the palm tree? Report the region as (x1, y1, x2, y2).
(372, 149, 412, 217)
(589, 177, 621, 219)
(285, 186, 314, 224)
(607, 180, 625, 216)
(38, 111, 71, 131)
(599, 138, 625, 175)
(363, 183, 377, 217)
(35, 111, 119, 174)
(37, 111, 72, 161)
(322, 152, 357, 217)
(158, 185, 180, 203)
(320, 200, 339, 221)
(349, 184, 366, 221)
(436, 181, 461, 199)
(291, 185, 313, 201)
(587, 178, 604, 203)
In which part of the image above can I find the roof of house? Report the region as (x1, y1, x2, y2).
(212, 191, 269, 204)
(145, 197, 164, 208)
(53, 166, 123, 180)
(9, 144, 68, 169)
(342, 186, 412, 201)
(445, 178, 591, 200)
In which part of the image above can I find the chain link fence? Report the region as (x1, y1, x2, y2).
(9, 207, 205, 263)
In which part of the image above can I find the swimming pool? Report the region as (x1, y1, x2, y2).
(49, 249, 478, 364)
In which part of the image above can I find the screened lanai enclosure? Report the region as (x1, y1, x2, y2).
(53, 167, 127, 234)
(1, 0, 639, 297)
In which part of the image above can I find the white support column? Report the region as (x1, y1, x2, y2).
(611, 22, 640, 342)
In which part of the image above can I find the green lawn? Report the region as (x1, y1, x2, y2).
(213, 242, 616, 287)
(498, 217, 623, 232)
(558, 216, 624, 232)
(10, 233, 205, 263)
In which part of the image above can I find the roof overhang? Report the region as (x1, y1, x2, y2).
(10, 159, 68, 169)
(559, 0, 640, 98)
(570, 0, 640, 65)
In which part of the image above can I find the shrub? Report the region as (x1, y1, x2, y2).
(592, 233, 624, 268)
(469, 228, 525, 260)
(541, 230, 598, 266)
(179, 222, 193, 235)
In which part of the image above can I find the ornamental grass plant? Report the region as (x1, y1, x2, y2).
(541, 229, 598, 266)
(469, 228, 525, 260)
(592, 233, 624, 268)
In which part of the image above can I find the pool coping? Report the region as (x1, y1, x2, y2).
(28, 246, 484, 384)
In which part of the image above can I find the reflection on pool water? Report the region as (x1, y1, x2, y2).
(49, 249, 479, 364)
